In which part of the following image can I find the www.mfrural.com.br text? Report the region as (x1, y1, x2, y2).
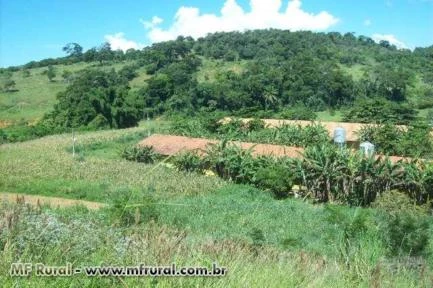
(10, 263, 227, 277)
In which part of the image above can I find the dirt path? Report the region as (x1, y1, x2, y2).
(0, 120, 13, 129)
(0, 192, 106, 210)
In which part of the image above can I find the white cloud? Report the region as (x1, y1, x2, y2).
(140, 16, 163, 29)
(104, 33, 144, 51)
(363, 19, 372, 26)
(142, 0, 339, 43)
(371, 33, 408, 49)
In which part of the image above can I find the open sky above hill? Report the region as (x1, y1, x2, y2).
(1, 0, 432, 67)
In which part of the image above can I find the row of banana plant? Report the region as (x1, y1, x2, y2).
(170, 117, 329, 147)
(171, 116, 433, 159)
(172, 142, 433, 206)
(299, 145, 433, 205)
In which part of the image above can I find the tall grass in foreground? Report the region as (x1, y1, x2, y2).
(0, 201, 432, 288)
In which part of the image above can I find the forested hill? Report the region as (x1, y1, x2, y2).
(1, 29, 433, 140)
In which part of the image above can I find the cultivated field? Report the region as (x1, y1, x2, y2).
(1, 123, 433, 287)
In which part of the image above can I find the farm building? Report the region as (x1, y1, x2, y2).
(139, 134, 410, 164)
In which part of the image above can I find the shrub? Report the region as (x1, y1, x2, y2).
(249, 123, 329, 147)
(399, 122, 433, 158)
(169, 117, 209, 137)
(357, 122, 433, 157)
(246, 118, 266, 132)
(373, 190, 431, 257)
(217, 118, 245, 135)
(107, 187, 159, 226)
(357, 124, 403, 156)
(279, 106, 317, 120)
(325, 205, 371, 263)
(87, 114, 110, 130)
(342, 98, 417, 125)
(121, 145, 159, 163)
(203, 115, 224, 133)
(254, 165, 294, 199)
(204, 140, 263, 184)
(173, 151, 204, 173)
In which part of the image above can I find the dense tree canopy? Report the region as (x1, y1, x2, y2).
(3, 29, 431, 130)
(44, 69, 140, 129)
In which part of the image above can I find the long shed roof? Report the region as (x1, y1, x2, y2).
(139, 134, 411, 164)
(221, 117, 410, 142)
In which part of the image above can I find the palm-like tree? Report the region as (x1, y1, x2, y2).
(262, 86, 278, 111)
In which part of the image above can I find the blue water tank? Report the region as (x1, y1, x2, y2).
(333, 127, 346, 145)
(360, 141, 375, 156)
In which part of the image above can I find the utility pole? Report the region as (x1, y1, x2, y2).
(147, 113, 151, 137)
(72, 129, 76, 157)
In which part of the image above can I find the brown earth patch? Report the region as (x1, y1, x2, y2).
(0, 120, 13, 129)
(0, 193, 106, 210)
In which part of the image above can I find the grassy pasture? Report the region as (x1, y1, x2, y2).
(0, 61, 138, 124)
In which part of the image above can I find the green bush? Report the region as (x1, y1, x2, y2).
(121, 145, 159, 164)
(254, 165, 294, 199)
(279, 106, 317, 120)
(107, 187, 159, 226)
(357, 123, 403, 155)
(325, 205, 371, 263)
(342, 98, 418, 125)
(357, 122, 433, 157)
(203, 115, 224, 133)
(169, 117, 209, 137)
(87, 114, 110, 130)
(399, 122, 433, 158)
(216, 118, 245, 135)
(373, 190, 431, 257)
(0, 121, 65, 143)
(249, 123, 329, 147)
(246, 118, 266, 132)
(173, 151, 204, 173)
(204, 141, 258, 183)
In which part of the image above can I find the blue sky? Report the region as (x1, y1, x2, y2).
(0, 0, 432, 67)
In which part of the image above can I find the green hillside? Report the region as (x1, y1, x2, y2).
(0, 29, 432, 143)
(1, 30, 432, 132)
